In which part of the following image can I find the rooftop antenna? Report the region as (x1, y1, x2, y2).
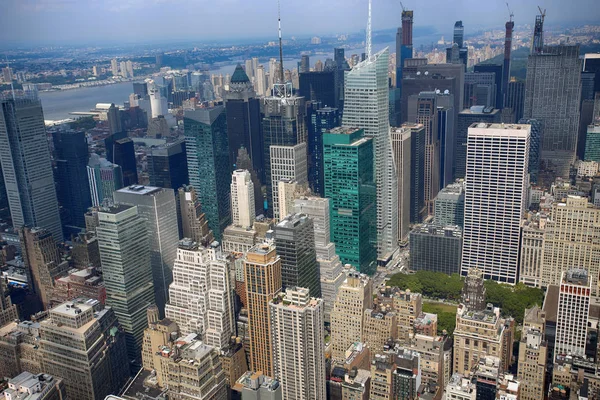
(366, 0, 372, 58)
(506, 2, 514, 22)
(5, 56, 15, 101)
(277, 0, 284, 84)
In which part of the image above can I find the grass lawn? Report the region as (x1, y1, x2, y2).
(422, 302, 457, 315)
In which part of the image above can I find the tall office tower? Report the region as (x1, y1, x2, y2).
(402, 123, 425, 224)
(453, 20, 464, 48)
(309, 107, 339, 196)
(184, 105, 231, 240)
(119, 61, 127, 77)
(587, 123, 600, 162)
(473, 65, 502, 109)
(236, 148, 264, 215)
(53, 130, 92, 230)
(410, 92, 440, 214)
(294, 197, 344, 323)
(455, 107, 501, 179)
(524, 45, 582, 177)
(231, 169, 255, 229)
(0, 97, 63, 242)
(540, 196, 600, 292)
(502, 19, 514, 108)
(434, 182, 465, 227)
(554, 269, 591, 361)
(113, 186, 178, 315)
(298, 54, 310, 73)
(0, 275, 18, 327)
(276, 179, 310, 225)
(270, 287, 326, 400)
(19, 227, 69, 310)
(165, 240, 234, 349)
(86, 154, 123, 207)
(396, 9, 414, 96)
(464, 72, 497, 108)
(518, 307, 547, 400)
(39, 299, 129, 400)
(225, 65, 263, 178)
(391, 126, 412, 244)
(518, 118, 542, 184)
(269, 143, 307, 220)
(107, 103, 122, 135)
(323, 128, 377, 274)
(531, 11, 545, 54)
(262, 95, 307, 213)
(505, 80, 525, 123)
(255, 65, 267, 96)
(244, 243, 282, 378)
(330, 272, 373, 362)
(299, 71, 336, 108)
(446, 21, 467, 70)
(409, 224, 462, 275)
(110, 58, 118, 76)
(110, 137, 138, 186)
(333, 48, 350, 110)
(461, 123, 530, 284)
(147, 139, 189, 190)
(245, 59, 254, 80)
(96, 205, 155, 359)
(273, 213, 320, 297)
(343, 48, 398, 265)
(177, 185, 214, 245)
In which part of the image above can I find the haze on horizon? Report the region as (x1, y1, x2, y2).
(1, 0, 599, 47)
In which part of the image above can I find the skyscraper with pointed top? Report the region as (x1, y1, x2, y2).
(343, 42, 398, 264)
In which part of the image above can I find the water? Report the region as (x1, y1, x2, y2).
(39, 81, 134, 121)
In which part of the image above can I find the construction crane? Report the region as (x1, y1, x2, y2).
(399, 1, 406, 11)
(538, 5, 546, 20)
(506, 2, 514, 22)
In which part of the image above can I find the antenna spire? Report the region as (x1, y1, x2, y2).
(5, 56, 15, 101)
(277, 0, 284, 84)
(366, 0, 372, 58)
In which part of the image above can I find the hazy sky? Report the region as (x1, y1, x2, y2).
(2, 0, 599, 46)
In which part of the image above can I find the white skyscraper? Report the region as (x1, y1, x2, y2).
(270, 287, 326, 400)
(255, 65, 266, 97)
(231, 169, 255, 229)
(114, 186, 179, 314)
(294, 196, 344, 323)
(270, 143, 308, 220)
(555, 269, 591, 361)
(245, 59, 254, 81)
(165, 240, 235, 349)
(110, 58, 118, 76)
(461, 123, 530, 284)
(342, 48, 398, 264)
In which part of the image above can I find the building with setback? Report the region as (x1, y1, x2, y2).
(461, 123, 530, 284)
(269, 143, 307, 220)
(184, 106, 231, 240)
(0, 96, 63, 241)
(323, 128, 377, 274)
(96, 205, 155, 360)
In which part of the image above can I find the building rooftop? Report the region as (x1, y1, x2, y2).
(116, 185, 162, 196)
(460, 106, 499, 115)
(562, 269, 590, 287)
(51, 298, 97, 318)
(98, 203, 135, 215)
(3, 372, 60, 400)
(411, 223, 462, 238)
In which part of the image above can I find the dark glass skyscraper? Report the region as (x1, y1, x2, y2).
(148, 139, 189, 190)
(225, 65, 263, 179)
(474, 64, 503, 111)
(309, 107, 340, 196)
(53, 129, 92, 230)
(111, 137, 137, 186)
(519, 118, 543, 184)
(505, 80, 525, 123)
(184, 105, 231, 240)
(0, 96, 63, 241)
(409, 123, 426, 224)
(299, 71, 336, 109)
(333, 48, 350, 110)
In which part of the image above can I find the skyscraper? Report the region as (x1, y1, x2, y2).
(342, 48, 398, 264)
(330, 272, 373, 362)
(555, 269, 591, 361)
(323, 127, 377, 274)
(506, 80, 525, 123)
(96, 204, 155, 359)
(434, 181, 465, 227)
(110, 137, 137, 186)
(231, 169, 255, 229)
(177, 185, 215, 245)
(409, 224, 462, 275)
(270, 287, 326, 400)
(461, 123, 530, 284)
(147, 139, 189, 190)
(86, 154, 123, 207)
(333, 47, 350, 110)
(408, 123, 426, 223)
(273, 213, 320, 297)
(39, 299, 129, 400)
(113, 186, 179, 315)
(225, 65, 263, 178)
(391, 126, 412, 244)
(0, 96, 63, 242)
(517, 307, 547, 400)
(269, 143, 308, 220)
(244, 243, 282, 378)
(309, 107, 339, 196)
(236, 147, 264, 216)
(524, 45, 582, 177)
(299, 71, 336, 108)
(53, 129, 92, 230)
(165, 240, 234, 349)
(184, 105, 231, 240)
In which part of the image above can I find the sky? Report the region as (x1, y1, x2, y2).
(1, 0, 599, 46)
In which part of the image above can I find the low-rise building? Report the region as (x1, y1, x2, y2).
(2, 371, 66, 400)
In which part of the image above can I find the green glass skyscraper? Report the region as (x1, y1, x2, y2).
(184, 106, 231, 240)
(323, 127, 376, 275)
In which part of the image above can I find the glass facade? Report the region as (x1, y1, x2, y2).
(323, 128, 376, 275)
(148, 139, 189, 190)
(409, 224, 462, 275)
(184, 106, 231, 240)
(309, 107, 340, 197)
(585, 124, 600, 162)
